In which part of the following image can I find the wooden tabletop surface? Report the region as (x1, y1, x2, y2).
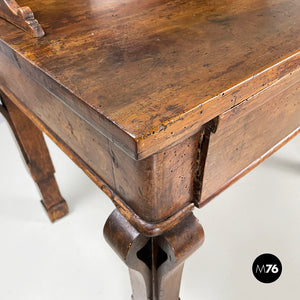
(0, 0, 299, 158)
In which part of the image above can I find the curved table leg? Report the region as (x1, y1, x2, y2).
(104, 209, 204, 300)
(0, 91, 68, 222)
(0, 0, 44, 37)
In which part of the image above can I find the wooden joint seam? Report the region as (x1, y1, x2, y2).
(111, 194, 195, 237)
(192, 116, 219, 206)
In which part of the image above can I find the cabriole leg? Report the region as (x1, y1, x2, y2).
(0, 91, 68, 222)
(104, 209, 204, 300)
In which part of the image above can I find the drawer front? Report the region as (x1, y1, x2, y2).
(201, 70, 300, 203)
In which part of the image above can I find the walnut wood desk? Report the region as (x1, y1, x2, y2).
(0, 0, 299, 299)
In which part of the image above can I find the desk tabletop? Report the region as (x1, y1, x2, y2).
(0, 0, 299, 158)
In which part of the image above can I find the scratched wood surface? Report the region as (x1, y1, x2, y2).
(200, 68, 300, 204)
(0, 48, 200, 222)
(0, 0, 299, 158)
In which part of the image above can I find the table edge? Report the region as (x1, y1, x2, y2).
(1, 37, 299, 160)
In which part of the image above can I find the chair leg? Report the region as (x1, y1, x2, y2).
(0, 91, 68, 222)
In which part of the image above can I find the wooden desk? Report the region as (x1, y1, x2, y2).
(0, 0, 299, 298)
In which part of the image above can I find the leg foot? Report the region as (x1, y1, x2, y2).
(0, 91, 68, 222)
(41, 200, 69, 222)
(38, 174, 69, 222)
(104, 209, 204, 300)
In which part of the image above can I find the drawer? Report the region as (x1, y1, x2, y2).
(200, 70, 300, 203)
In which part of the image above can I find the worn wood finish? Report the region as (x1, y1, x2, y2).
(0, 91, 68, 221)
(200, 68, 300, 204)
(0, 0, 44, 37)
(0, 49, 200, 223)
(192, 117, 219, 207)
(0, 0, 299, 158)
(104, 209, 204, 300)
(0, 0, 300, 298)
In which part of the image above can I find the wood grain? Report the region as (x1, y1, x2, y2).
(0, 50, 200, 223)
(0, 0, 44, 37)
(0, 91, 68, 221)
(200, 68, 300, 203)
(0, 0, 299, 158)
(0, 1, 299, 297)
(104, 209, 204, 300)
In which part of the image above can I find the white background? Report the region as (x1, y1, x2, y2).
(0, 120, 300, 300)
